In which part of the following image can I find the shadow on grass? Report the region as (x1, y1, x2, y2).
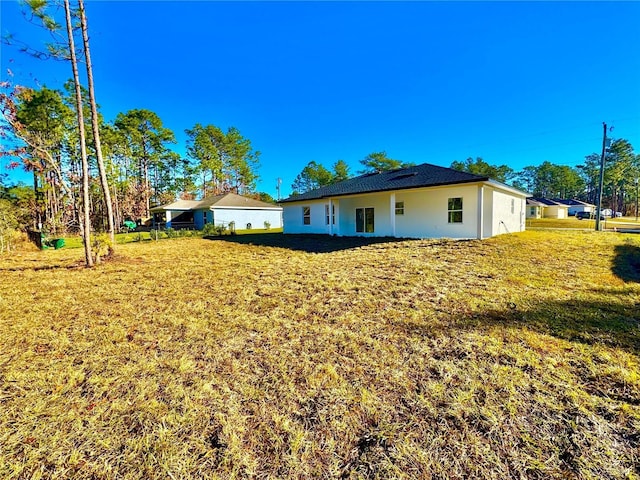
(205, 233, 404, 253)
(612, 244, 640, 282)
(477, 298, 638, 355)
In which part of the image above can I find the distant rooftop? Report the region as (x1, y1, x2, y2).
(151, 192, 280, 212)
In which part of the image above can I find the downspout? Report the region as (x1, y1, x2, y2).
(477, 185, 484, 239)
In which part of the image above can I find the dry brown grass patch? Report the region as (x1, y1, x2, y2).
(0, 232, 639, 479)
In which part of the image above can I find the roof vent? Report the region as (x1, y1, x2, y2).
(390, 172, 418, 181)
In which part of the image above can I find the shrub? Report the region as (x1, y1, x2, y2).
(264, 221, 271, 230)
(91, 233, 113, 264)
(202, 223, 217, 236)
(0, 199, 19, 254)
(165, 227, 177, 238)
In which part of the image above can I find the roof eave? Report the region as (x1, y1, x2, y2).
(281, 178, 496, 203)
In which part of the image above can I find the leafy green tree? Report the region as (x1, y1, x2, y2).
(224, 126, 260, 194)
(114, 109, 176, 217)
(291, 161, 334, 194)
(514, 161, 584, 199)
(450, 157, 515, 184)
(11, 86, 76, 232)
(0, 198, 19, 254)
(186, 123, 225, 196)
(605, 139, 635, 213)
(577, 154, 600, 204)
(332, 159, 351, 183)
(358, 151, 413, 174)
(578, 139, 637, 212)
(255, 192, 276, 204)
(7, 184, 37, 230)
(186, 124, 260, 196)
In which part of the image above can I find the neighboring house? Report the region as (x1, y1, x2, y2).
(525, 199, 545, 219)
(280, 163, 528, 240)
(526, 198, 569, 219)
(551, 199, 595, 216)
(150, 192, 283, 230)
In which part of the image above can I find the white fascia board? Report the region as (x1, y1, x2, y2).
(284, 181, 512, 204)
(484, 180, 529, 198)
(211, 206, 283, 211)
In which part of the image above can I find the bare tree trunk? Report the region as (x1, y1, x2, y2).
(65, 0, 93, 267)
(78, 0, 115, 246)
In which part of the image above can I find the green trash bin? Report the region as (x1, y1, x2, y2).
(52, 238, 65, 249)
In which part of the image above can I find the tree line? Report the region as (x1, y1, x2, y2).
(450, 140, 639, 214)
(1, 87, 262, 235)
(0, 1, 263, 265)
(0, 0, 270, 266)
(291, 142, 640, 216)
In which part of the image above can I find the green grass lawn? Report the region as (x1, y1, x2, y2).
(0, 230, 638, 479)
(527, 216, 640, 230)
(56, 227, 284, 249)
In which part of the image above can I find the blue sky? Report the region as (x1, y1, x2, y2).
(1, 1, 639, 199)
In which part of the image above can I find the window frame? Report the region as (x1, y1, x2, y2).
(355, 207, 375, 233)
(302, 206, 311, 225)
(325, 204, 336, 225)
(395, 201, 405, 215)
(447, 197, 463, 224)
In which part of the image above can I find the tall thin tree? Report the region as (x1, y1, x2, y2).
(64, 0, 92, 266)
(78, 0, 115, 246)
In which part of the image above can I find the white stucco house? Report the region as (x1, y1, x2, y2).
(150, 192, 283, 231)
(525, 198, 569, 219)
(552, 199, 595, 216)
(280, 163, 528, 239)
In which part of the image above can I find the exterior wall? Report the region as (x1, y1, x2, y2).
(194, 209, 209, 230)
(543, 206, 567, 219)
(213, 207, 283, 230)
(526, 206, 542, 219)
(487, 189, 525, 236)
(567, 205, 593, 215)
(392, 185, 480, 239)
(283, 200, 328, 234)
(338, 193, 394, 237)
(282, 183, 526, 239)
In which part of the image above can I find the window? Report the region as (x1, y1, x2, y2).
(303, 206, 311, 225)
(395, 201, 404, 215)
(511, 199, 515, 214)
(530, 207, 536, 216)
(356, 207, 374, 233)
(203, 211, 208, 224)
(325, 204, 336, 225)
(448, 197, 463, 223)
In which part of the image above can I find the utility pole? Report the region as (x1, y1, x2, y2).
(276, 177, 282, 201)
(595, 122, 607, 231)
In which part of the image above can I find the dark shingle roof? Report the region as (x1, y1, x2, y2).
(280, 163, 489, 203)
(528, 198, 568, 207)
(151, 193, 280, 212)
(551, 198, 594, 207)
